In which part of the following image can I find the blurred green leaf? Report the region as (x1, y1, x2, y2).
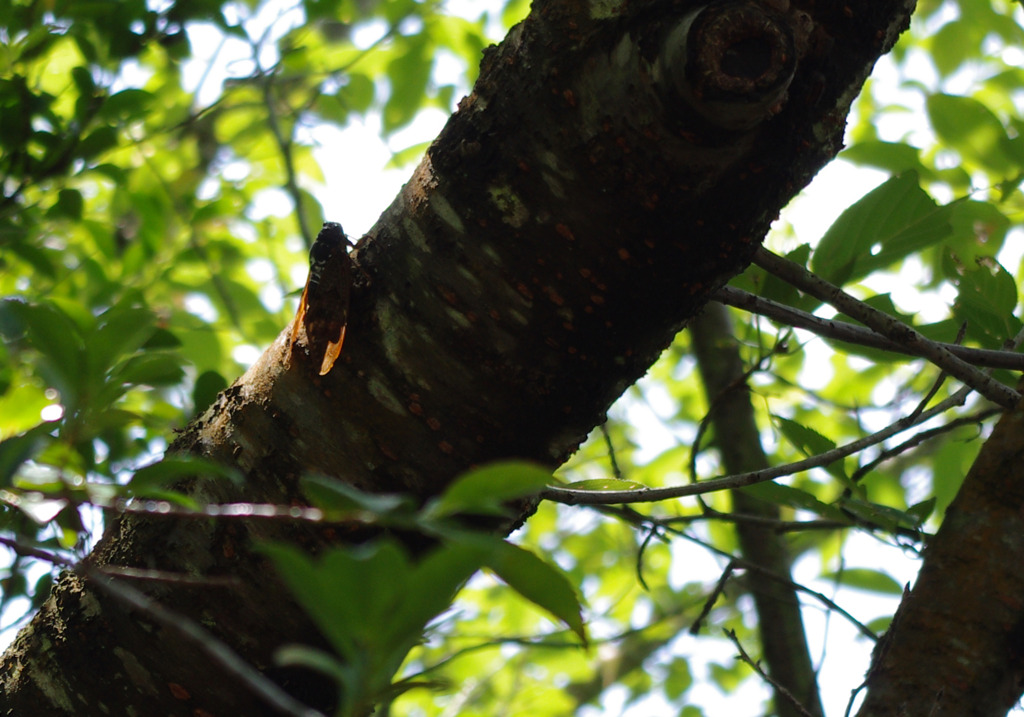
(88, 301, 158, 378)
(301, 475, 414, 518)
(484, 539, 586, 644)
(821, 567, 903, 595)
(840, 141, 930, 178)
(927, 93, 1018, 175)
(425, 460, 552, 519)
(111, 352, 185, 388)
(191, 370, 227, 416)
(0, 426, 52, 486)
(776, 417, 835, 457)
(130, 456, 243, 493)
(741, 482, 847, 520)
(812, 172, 953, 286)
(949, 256, 1019, 345)
(561, 478, 647, 491)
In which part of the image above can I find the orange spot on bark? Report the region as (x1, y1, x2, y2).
(168, 683, 190, 701)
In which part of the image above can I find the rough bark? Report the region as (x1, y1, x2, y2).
(690, 302, 823, 717)
(0, 1, 916, 714)
(855, 402, 1024, 717)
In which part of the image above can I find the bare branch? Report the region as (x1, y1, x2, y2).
(750, 247, 1021, 408)
(691, 562, 736, 635)
(714, 286, 1024, 371)
(544, 386, 973, 505)
(724, 628, 817, 717)
(850, 408, 999, 483)
(0, 536, 74, 568)
(601, 506, 879, 642)
(83, 567, 326, 717)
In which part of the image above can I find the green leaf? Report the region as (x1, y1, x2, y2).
(906, 497, 936, 525)
(484, 540, 587, 644)
(839, 497, 921, 533)
(264, 538, 485, 711)
(13, 301, 87, 403)
(812, 172, 952, 286)
(130, 456, 242, 492)
(927, 93, 1016, 175)
(950, 257, 1020, 344)
(840, 140, 930, 178)
(776, 417, 835, 457)
(191, 370, 227, 416)
(77, 125, 119, 160)
(820, 567, 903, 595)
(99, 88, 153, 122)
(664, 657, 694, 700)
(740, 482, 847, 520)
(383, 36, 432, 133)
(866, 616, 893, 635)
(342, 72, 375, 113)
(0, 425, 52, 486)
(384, 541, 486, 656)
(88, 301, 157, 378)
(48, 188, 84, 220)
(262, 540, 406, 663)
(274, 644, 347, 683)
(111, 352, 185, 387)
(425, 460, 552, 518)
(560, 478, 647, 491)
(300, 475, 414, 519)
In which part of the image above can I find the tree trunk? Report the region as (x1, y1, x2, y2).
(0, 1, 916, 714)
(690, 302, 824, 717)
(855, 402, 1024, 717)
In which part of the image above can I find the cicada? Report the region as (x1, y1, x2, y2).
(288, 221, 353, 376)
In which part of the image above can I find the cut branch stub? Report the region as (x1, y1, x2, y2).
(666, 1, 800, 131)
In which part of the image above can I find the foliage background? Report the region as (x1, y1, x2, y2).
(1, 0, 1022, 714)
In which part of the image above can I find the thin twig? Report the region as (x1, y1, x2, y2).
(544, 386, 973, 505)
(724, 628, 817, 717)
(599, 423, 623, 480)
(0, 535, 74, 567)
(83, 566, 325, 717)
(714, 286, 1024, 370)
(690, 561, 735, 635)
(95, 565, 243, 587)
(601, 505, 878, 641)
(751, 247, 1021, 408)
(98, 498, 329, 522)
(2, 529, 324, 714)
(665, 508, 857, 534)
(849, 407, 998, 483)
(261, 70, 313, 249)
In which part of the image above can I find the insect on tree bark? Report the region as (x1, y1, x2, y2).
(288, 221, 353, 376)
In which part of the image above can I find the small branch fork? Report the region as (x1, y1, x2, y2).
(725, 628, 817, 717)
(543, 385, 973, 505)
(749, 247, 1023, 409)
(545, 249, 1024, 507)
(713, 285, 1024, 371)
